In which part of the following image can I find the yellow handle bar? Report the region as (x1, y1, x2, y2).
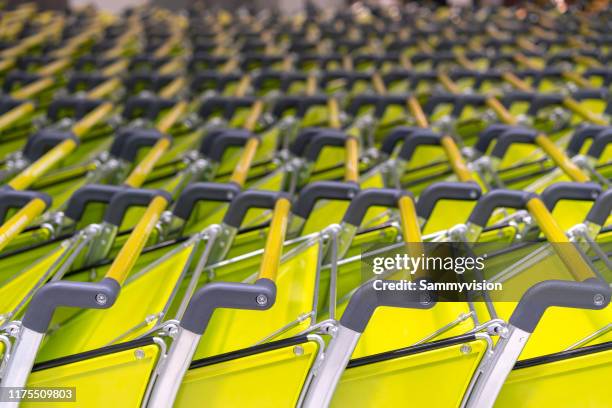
(123, 101, 188, 187)
(8, 139, 77, 190)
(159, 77, 187, 99)
(407, 95, 473, 182)
(0, 198, 47, 252)
(37, 57, 71, 76)
(561, 97, 607, 126)
(372, 72, 387, 95)
(101, 59, 130, 77)
(437, 72, 461, 94)
(156, 100, 188, 133)
(526, 197, 594, 282)
(501, 72, 533, 92)
(345, 137, 359, 182)
(243, 100, 264, 132)
(104, 195, 169, 285)
(407, 96, 429, 128)
(258, 197, 291, 281)
(124, 138, 171, 188)
(229, 137, 259, 187)
(398, 195, 426, 279)
(485, 96, 518, 126)
(440, 135, 473, 183)
(0, 102, 35, 133)
(328, 98, 341, 129)
(71, 102, 114, 138)
(306, 73, 318, 95)
(562, 71, 592, 88)
(86, 78, 122, 99)
(11, 77, 54, 99)
(234, 75, 252, 98)
(534, 134, 590, 182)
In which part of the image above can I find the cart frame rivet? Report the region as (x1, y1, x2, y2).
(95, 293, 107, 305)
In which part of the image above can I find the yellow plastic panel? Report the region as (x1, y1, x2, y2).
(377, 105, 407, 129)
(176, 340, 319, 408)
(406, 145, 447, 168)
(499, 143, 542, 168)
(497, 347, 612, 407)
(482, 249, 612, 358)
(422, 200, 476, 235)
(0, 246, 65, 314)
(301, 106, 329, 127)
(25, 344, 159, 407)
(312, 146, 345, 172)
(494, 303, 611, 359)
(332, 339, 487, 407)
(349, 303, 475, 358)
(550, 200, 594, 231)
(37, 245, 193, 361)
(302, 200, 350, 235)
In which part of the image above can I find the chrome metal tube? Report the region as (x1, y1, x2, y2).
(463, 325, 530, 408)
(302, 325, 360, 408)
(146, 327, 201, 408)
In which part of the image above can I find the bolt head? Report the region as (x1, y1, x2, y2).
(460, 344, 472, 354)
(594, 293, 605, 306)
(256, 294, 268, 306)
(95, 293, 108, 305)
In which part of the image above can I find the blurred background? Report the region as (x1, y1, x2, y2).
(2, 0, 609, 14)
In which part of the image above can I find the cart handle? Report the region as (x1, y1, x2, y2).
(116, 129, 165, 162)
(485, 126, 590, 183)
(342, 188, 423, 245)
(227, 100, 264, 186)
(380, 126, 421, 156)
(292, 181, 359, 219)
(586, 129, 612, 160)
(223, 190, 291, 229)
(501, 66, 608, 125)
(0, 189, 51, 225)
(468, 190, 599, 281)
(22, 129, 80, 162)
(407, 95, 429, 128)
(199, 129, 253, 162)
(566, 125, 608, 157)
(416, 182, 482, 220)
(395, 128, 473, 182)
(406, 96, 474, 182)
(64, 184, 125, 222)
(303, 277, 434, 408)
(586, 189, 612, 227)
(510, 278, 610, 333)
(541, 182, 601, 211)
(341, 278, 435, 333)
(21, 190, 170, 333)
(122, 101, 187, 187)
(173, 182, 240, 221)
(102, 188, 172, 227)
(179, 196, 290, 335)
